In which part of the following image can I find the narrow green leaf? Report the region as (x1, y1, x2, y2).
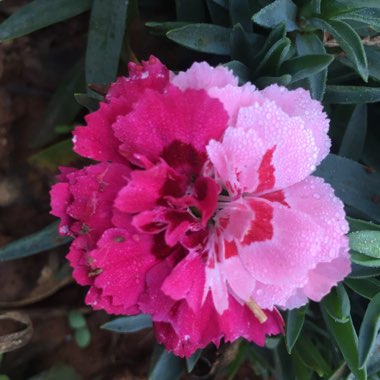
(145, 21, 189, 35)
(358, 293, 380, 368)
(175, 0, 206, 22)
(86, 0, 129, 88)
(74, 327, 91, 348)
(27, 364, 82, 380)
(339, 105, 367, 160)
(345, 278, 380, 299)
(321, 285, 350, 323)
(167, 24, 231, 54)
(68, 311, 86, 329)
(255, 37, 291, 76)
(186, 350, 202, 372)
(295, 33, 328, 100)
(294, 335, 332, 377)
(74, 93, 100, 112)
(101, 314, 152, 333)
(349, 264, 380, 278)
(335, 0, 380, 9)
(30, 60, 84, 148)
(149, 349, 184, 380)
(229, 0, 253, 31)
(285, 304, 308, 353)
(291, 351, 312, 380)
(0, 0, 92, 41)
(335, 8, 380, 32)
(252, 0, 298, 31)
(224, 60, 250, 84)
(315, 154, 380, 222)
(310, 18, 368, 81)
(321, 306, 367, 380)
(350, 250, 380, 267)
(350, 231, 380, 258)
(280, 54, 333, 83)
(255, 74, 292, 88)
(0, 222, 71, 262)
(29, 139, 78, 172)
(205, 0, 230, 27)
(230, 24, 264, 69)
(365, 47, 380, 82)
(348, 217, 380, 232)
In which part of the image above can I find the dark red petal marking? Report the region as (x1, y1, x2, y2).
(224, 239, 238, 259)
(241, 200, 273, 245)
(255, 146, 276, 194)
(261, 190, 289, 207)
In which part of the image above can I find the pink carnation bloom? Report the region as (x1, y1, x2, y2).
(50, 56, 350, 357)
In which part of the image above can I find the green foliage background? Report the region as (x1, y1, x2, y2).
(1, 0, 380, 379)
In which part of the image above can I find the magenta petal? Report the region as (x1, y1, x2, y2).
(113, 85, 228, 163)
(90, 228, 157, 312)
(161, 253, 205, 312)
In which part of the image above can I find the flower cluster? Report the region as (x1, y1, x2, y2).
(50, 56, 350, 357)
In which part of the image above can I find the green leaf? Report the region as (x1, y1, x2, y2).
(350, 251, 380, 267)
(30, 60, 84, 148)
(255, 74, 292, 88)
(335, 8, 380, 32)
(149, 349, 184, 380)
(0, 222, 71, 262)
(335, 0, 380, 9)
(167, 24, 231, 54)
(27, 364, 82, 380)
(294, 335, 332, 377)
(291, 351, 312, 380)
(252, 0, 298, 31)
(365, 47, 380, 82)
(348, 217, 380, 232)
(280, 54, 333, 83)
(321, 284, 350, 323)
(315, 154, 380, 222)
(145, 21, 189, 35)
(255, 37, 291, 76)
(349, 264, 380, 278)
(230, 24, 264, 69)
(310, 18, 368, 81)
(321, 306, 367, 380)
(29, 139, 78, 172)
(350, 231, 380, 258)
(74, 327, 91, 348)
(186, 350, 202, 372)
(68, 311, 86, 329)
(224, 60, 250, 84)
(175, 0, 206, 22)
(345, 278, 380, 299)
(205, 0, 230, 27)
(285, 304, 308, 353)
(358, 293, 380, 368)
(295, 33, 328, 100)
(101, 314, 152, 333)
(86, 0, 129, 88)
(74, 93, 100, 112)
(0, 0, 92, 41)
(229, 0, 253, 31)
(339, 105, 367, 160)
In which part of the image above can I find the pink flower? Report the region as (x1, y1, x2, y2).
(50, 56, 350, 357)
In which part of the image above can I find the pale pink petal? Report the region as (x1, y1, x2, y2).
(236, 100, 318, 192)
(207, 127, 265, 195)
(171, 61, 237, 91)
(262, 84, 330, 164)
(207, 83, 261, 124)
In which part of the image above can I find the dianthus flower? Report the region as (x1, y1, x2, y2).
(50, 56, 350, 357)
